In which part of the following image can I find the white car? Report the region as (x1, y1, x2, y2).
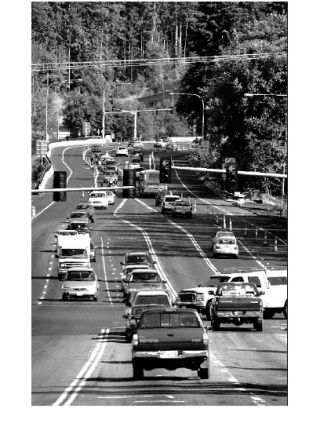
(62, 267, 99, 301)
(161, 194, 180, 213)
(88, 191, 109, 209)
(212, 231, 239, 258)
(116, 146, 129, 157)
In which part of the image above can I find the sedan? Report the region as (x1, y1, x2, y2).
(116, 146, 129, 157)
(62, 267, 98, 301)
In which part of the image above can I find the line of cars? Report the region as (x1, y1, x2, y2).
(155, 190, 193, 218)
(119, 250, 210, 379)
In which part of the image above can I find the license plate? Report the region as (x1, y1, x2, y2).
(160, 351, 178, 359)
(76, 292, 83, 296)
(233, 311, 242, 316)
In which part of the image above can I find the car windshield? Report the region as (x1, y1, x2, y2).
(61, 249, 87, 258)
(126, 255, 150, 264)
(69, 223, 88, 230)
(217, 239, 236, 245)
(134, 295, 170, 306)
(90, 193, 105, 198)
(175, 201, 190, 206)
(131, 272, 160, 282)
(204, 276, 230, 287)
(124, 266, 148, 276)
(140, 312, 200, 328)
(65, 271, 95, 281)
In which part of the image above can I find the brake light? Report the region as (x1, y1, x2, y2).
(202, 332, 209, 346)
(132, 334, 139, 346)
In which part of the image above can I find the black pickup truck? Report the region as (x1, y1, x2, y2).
(209, 282, 264, 331)
(132, 308, 209, 379)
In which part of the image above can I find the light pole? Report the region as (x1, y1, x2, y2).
(170, 92, 205, 141)
(102, 83, 107, 140)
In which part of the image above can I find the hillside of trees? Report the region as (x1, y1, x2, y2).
(32, 1, 287, 193)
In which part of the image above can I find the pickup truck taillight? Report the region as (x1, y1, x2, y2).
(132, 334, 139, 346)
(202, 332, 209, 346)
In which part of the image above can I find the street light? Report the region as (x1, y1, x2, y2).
(170, 92, 205, 141)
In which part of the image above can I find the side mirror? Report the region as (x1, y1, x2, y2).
(259, 291, 265, 295)
(55, 254, 58, 258)
(163, 280, 167, 283)
(120, 261, 124, 265)
(208, 290, 215, 295)
(122, 314, 128, 319)
(198, 284, 202, 287)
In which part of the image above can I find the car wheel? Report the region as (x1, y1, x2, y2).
(161, 208, 165, 213)
(132, 360, 144, 379)
(198, 367, 209, 379)
(189, 213, 192, 218)
(93, 257, 96, 262)
(283, 300, 287, 318)
(254, 319, 263, 331)
(62, 293, 67, 301)
(125, 331, 132, 343)
(212, 319, 220, 330)
(205, 302, 212, 320)
(58, 274, 63, 281)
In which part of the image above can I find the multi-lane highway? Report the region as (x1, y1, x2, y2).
(32, 143, 287, 406)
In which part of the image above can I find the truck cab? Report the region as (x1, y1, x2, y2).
(57, 234, 91, 280)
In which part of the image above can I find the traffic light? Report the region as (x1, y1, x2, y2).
(53, 171, 67, 201)
(159, 157, 172, 183)
(225, 162, 238, 196)
(122, 169, 136, 198)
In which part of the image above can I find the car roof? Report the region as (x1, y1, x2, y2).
(70, 218, 89, 223)
(65, 267, 94, 272)
(130, 269, 158, 274)
(125, 251, 151, 256)
(134, 290, 169, 296)
(124, 264, 150, 269)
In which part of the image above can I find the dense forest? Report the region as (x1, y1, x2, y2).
(32, 1, 287, 193)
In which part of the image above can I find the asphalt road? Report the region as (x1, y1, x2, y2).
(32, 143, 287, 406)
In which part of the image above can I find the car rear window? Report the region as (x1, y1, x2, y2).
(126, 255, 150, 264)
(135, 295, 170, 306)
(66, 271, 95, 281)
(204, 276, 230, 287)
(140, 312, 200, 328)
(131, 272, 160, 282)
(268, 276, 287, 285)
(217, 239, 236, 245)
(166, 197, 179, 202)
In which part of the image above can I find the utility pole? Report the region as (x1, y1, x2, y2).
(102, 84, 106, 140)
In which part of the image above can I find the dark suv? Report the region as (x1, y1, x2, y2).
(132, 308, 209, 379)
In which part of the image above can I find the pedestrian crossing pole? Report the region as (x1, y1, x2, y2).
(244, 224, 247, 236)
(223, 215, 226, 229)
(229, 218, 232, 231)
(255, 227, 258, 240)
(264, 231, 268, 246)
(216, 212, 219, 224)
(274, 237, 278, 252)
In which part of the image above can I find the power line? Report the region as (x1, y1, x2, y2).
(32, 52, 286, 72)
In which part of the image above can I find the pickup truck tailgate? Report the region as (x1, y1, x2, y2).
(137, 328, 205, 351)
(215, 296, 261, 311)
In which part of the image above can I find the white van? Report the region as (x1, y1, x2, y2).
(57, 234, 91, 280)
